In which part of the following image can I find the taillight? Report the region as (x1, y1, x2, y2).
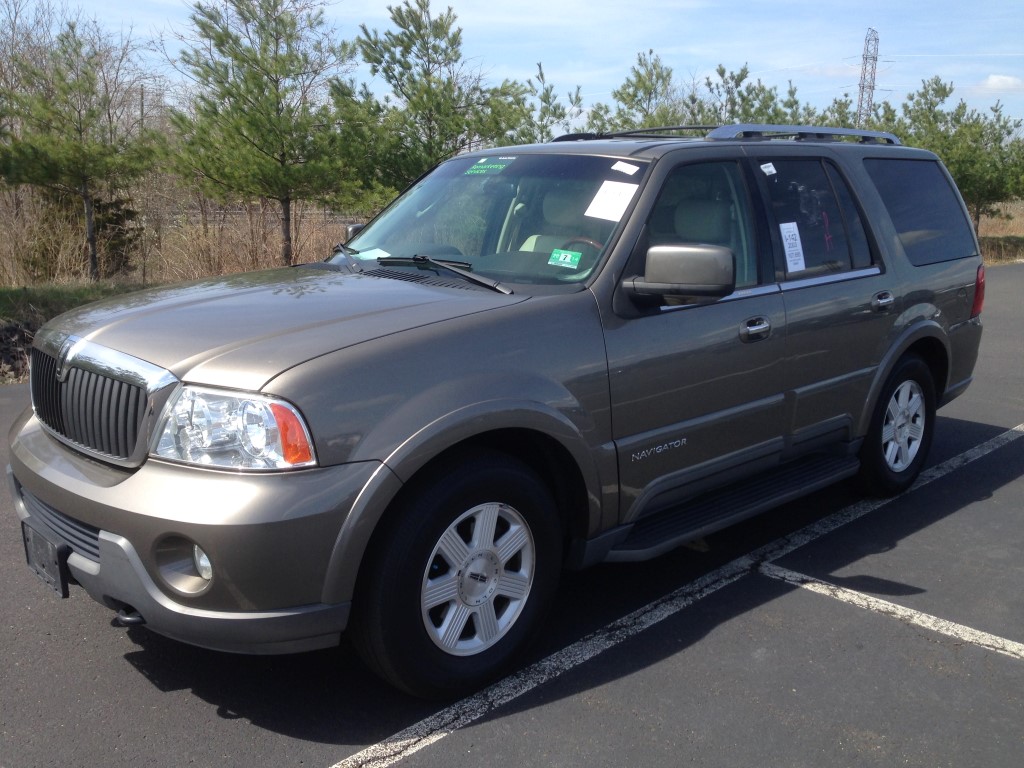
(970, 264, 985, 319)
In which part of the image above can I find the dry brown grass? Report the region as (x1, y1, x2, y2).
(0, 189, 94, 284)
(145, 201, 352, 284)
(0, 186, 358, 288)
(978, 201, 1024, 237)
(977, 201, 1024, 264)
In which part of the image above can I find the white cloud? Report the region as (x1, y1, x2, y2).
(981, 75, 1024, 91)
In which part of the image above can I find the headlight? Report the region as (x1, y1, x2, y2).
(152, 386, 316, 470)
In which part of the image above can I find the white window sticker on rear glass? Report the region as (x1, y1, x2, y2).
(780, 222, 806, 272)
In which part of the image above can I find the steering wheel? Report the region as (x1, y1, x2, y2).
(559, 236, 603, 251)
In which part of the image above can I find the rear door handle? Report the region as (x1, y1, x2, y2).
(740, 316, 771, 342)
(872, 291, 895, 311)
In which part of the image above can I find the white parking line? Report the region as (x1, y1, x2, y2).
(760, 562, 1024, 661)
(332, 423, 1024, 768)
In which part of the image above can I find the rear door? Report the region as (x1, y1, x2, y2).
(751, 152, 900, 453)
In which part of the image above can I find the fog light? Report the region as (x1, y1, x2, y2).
(193, 545, 213, 581)
(156, 536, 214, 594)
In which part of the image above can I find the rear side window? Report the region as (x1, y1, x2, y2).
(757, 158, 872, 279)
(864, 159, 977, 266)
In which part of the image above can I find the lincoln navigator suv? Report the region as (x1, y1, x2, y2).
(10, 124, 985, 697)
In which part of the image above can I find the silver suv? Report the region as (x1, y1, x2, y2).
(10, 125, 985, 697)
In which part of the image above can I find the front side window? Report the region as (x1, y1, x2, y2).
(646, 161, 758, 288)
(758, 158, 869, 279)
(338, 154, 649, 286)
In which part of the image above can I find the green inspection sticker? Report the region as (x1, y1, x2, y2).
(464, 156, 516, 175)
(548, 249, 582, 269)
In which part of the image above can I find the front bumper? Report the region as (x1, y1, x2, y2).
(9, 407, 383, 654)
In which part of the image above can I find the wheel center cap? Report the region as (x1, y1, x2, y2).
(457, 551, 500, 606)
(895, 410, 910, 440)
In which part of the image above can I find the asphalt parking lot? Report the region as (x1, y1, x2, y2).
(2, 263, 1022, 768)
(359, 426, 1024, 768)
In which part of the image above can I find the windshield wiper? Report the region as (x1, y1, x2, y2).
(331, 241, 364, 273)
(376, 255, 513, 295)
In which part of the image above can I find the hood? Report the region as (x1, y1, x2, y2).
(46, 266, 526, 391)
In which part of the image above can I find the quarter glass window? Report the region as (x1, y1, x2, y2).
(864, 158, 977, 266)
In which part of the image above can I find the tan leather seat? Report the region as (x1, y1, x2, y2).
(520, 188, 584, 253)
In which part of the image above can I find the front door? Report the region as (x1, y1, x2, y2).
(603, 160, 787, 521)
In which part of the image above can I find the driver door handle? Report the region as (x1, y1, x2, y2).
(740, 316, 772, 342)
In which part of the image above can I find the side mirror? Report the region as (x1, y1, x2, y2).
(627, 244, 735, 300)
(345, 223, 365, 241)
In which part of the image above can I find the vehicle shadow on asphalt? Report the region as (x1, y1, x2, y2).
(120, 631, 441, 744)
(116, 416, 1020, 746)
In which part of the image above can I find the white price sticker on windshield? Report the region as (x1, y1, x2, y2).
(585, 181, 639, 222)
(611, 161, 640, 175)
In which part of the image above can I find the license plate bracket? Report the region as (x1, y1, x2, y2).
(22, 520, 71, 598)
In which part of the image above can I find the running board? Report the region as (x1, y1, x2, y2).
(605, 455, 860, 562)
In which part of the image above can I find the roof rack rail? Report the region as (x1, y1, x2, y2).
(706, 124, 901, 145)
(551, 125, 717, 142)
(551, 132, 604, 142)
(551, 124, 901, 145)
(608, 125, 718, 138)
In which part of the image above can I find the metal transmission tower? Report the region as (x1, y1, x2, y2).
(856, 28, 880, 127)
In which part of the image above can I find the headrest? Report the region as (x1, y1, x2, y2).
(674, 200, 730, 244)
(543, 189, 580, 228)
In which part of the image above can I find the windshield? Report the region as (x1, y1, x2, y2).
(336, 153, 648, 286)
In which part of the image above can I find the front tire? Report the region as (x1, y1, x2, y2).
(859, 355, 936, 496)
(351, 451, 562, 698)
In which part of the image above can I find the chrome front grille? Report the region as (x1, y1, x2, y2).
(29, 330, 178, 467)
(32, 348, 147, 460)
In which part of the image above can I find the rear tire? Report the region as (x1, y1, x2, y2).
(859, 355, 936, 496)
(351, 451, 562, 698)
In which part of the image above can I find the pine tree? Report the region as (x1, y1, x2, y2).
(1, 19, 156, 280)
(356, 0, 531, 186)
(170, 0, 355, 266)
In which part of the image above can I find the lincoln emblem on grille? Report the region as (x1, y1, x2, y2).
(55, 336, 81, 383)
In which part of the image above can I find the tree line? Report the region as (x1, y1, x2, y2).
(1, 0, 1022, 285)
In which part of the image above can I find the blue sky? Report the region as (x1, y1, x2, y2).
(79, 0, 1024, 123)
